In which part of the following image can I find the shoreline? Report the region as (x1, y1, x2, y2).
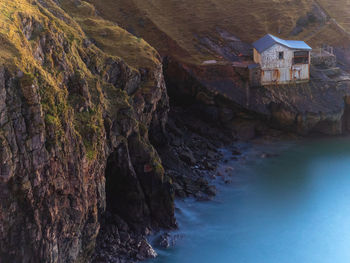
(147, 138, 297, 262)
(148, 136, 350, 263)
(93, 102, 347, 263)
(144, 113, 302, 262)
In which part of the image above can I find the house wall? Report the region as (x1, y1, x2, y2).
(253, 48, 261, 64)
(258, 44, 310, 85)
(260, 44, 293, 69)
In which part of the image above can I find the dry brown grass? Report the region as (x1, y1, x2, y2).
(308, 22, 350, 48)
(318, 0, 350, 31)
(85, 0, 350, 65)
(2, 0, 349, 69)
(87, 0, 314, 63)
(59, 0, 161, 69)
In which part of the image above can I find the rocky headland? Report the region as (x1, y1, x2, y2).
(1, 1, 350, 263)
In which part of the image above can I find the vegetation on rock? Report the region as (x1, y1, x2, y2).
(0, 0, 174, 262)
(2, 0, 350, 262)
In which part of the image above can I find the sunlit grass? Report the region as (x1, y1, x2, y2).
(87, 0, 315, 64)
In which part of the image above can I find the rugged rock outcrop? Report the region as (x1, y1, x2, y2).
(0, 1, 174, 262)
(3, 0, 350, 262)
(164, 56, 350, 136)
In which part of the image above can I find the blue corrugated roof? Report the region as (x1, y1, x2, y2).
(253, 34, 312, 53)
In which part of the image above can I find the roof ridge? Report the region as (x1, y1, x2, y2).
(253, 34, 312, 53)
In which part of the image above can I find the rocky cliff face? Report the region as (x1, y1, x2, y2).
(0, 0, 174, 262)
(163, 56, 350, 136)
(2, 0, 350, 262)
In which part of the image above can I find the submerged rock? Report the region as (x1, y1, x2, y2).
(158, 233, 172, 248)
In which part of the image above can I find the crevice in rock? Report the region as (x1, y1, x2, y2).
(105, 143, 149, 232)
(93, 143, 158, 262)
(162, 56, 199, 107)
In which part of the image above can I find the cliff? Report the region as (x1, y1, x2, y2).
(2, 0, 350, 262)
(164, 58, 350, 136)
(0, 0, 174, 262)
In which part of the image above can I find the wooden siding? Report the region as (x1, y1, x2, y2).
(253, 48, 261, 64)
(258, 44, 310, 85)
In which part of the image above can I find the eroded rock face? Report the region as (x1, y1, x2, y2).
(164, 57, 350, 136)
(0, 63, 174, 263)
(252, 81, 350, 135)
(0, 2, 175, 262)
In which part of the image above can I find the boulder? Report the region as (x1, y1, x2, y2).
(179, 148, 197, 165)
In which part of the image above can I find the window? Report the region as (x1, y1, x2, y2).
(293, 51, 309, 64)
(279, 52, 284, 60)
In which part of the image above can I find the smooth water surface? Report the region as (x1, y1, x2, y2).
(150, 138, 350, 263)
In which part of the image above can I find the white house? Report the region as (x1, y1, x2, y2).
(252, 34, 312, 85)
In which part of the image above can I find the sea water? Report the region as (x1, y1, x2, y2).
(149, 138, 350, 263)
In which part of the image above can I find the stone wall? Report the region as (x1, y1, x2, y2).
(311, 51, 337, 68)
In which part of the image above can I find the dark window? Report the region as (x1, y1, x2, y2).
(279, 52, 284, 60)
(293, 51, 309, 64)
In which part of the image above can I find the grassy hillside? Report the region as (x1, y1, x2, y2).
(3, 0, 349, 72)
(0, 0, 165, 160)
(85, 0, 350, 64)
(0, 0, 164, 74)
(318, 0, 350, 30)
(58, 0, 161, 69)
